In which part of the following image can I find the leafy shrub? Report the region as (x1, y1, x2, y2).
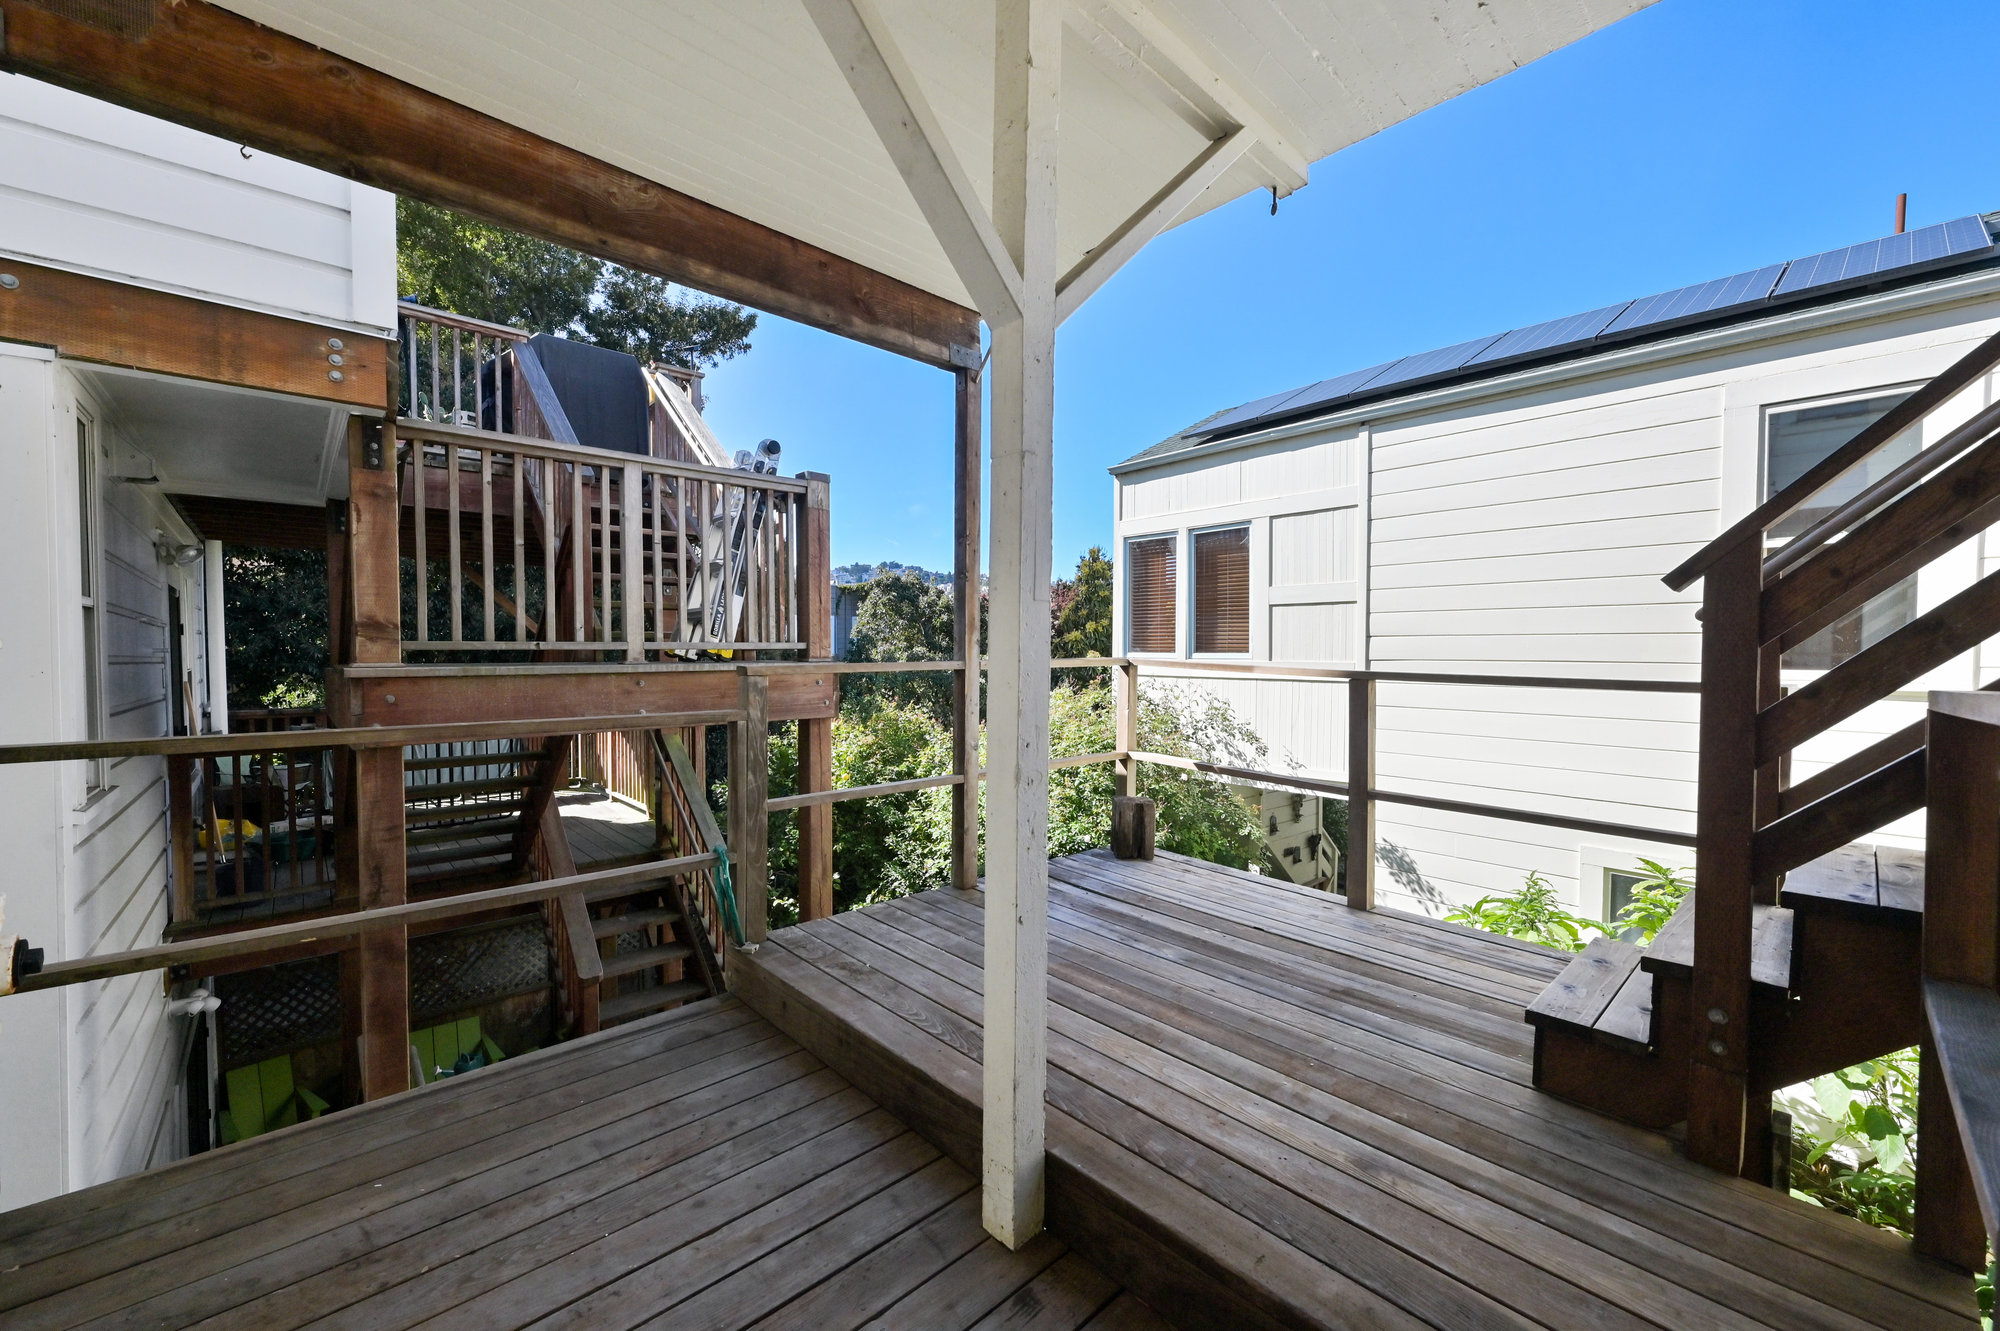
(1444, 871, 1611, 952)
(1609, 859, 1692, 943)
(1778, 1051, 1919, 1235)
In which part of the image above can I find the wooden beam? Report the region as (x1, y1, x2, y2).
(334, 666, 833, 729)
(352, 744, 409, 1101)
(1687, 539, 1762, 1176)
(346, 418, 400, 664)
(797, 475, 835, 921)
(0, 0, 980, 370)
(981, 0, 1060, 1251)
(805, 0, 1023, 324)
(1055, 128, 1252, 324)
(1344, 676, 1375, 909)
(0, 258, 386, 407)
(729, 670, 771, 945)
(953, 366, 985, 890)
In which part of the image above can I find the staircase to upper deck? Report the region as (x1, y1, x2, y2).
(1523, 326, 2000, 1267)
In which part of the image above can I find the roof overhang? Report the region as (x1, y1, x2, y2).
(0, 0, 1649, 365)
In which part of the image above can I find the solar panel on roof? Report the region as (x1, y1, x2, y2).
(1357, 333, 1508, 396)
(1773, 215, 1993, 298)
(1465, 302, 1634, 368)
(1190, 385, 1319, 437)
(1599, 264, 1787, 339)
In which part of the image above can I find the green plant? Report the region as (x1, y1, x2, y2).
(1613, 859, 1692, 943)
(1444, 871, 1611, 953)
(1778, 1050, 1920, 1236)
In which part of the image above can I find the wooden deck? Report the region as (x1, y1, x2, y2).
(732, 850, 1979, 1331)
(0, 997, 1161, 1330)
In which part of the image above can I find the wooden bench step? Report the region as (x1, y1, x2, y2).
(405, 815, 522, 847)
(1525, 937, 1643, 1034)
(1641, 891, 1793, 991)
(599, 979, 709, 1025)
(592, 906, 681, 938)
(600, 942, 693, 978)
(404, 797, 524, 827)
(1781, 844, 1924, 924)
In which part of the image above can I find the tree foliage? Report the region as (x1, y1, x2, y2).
(1051, 546, 1113, 661)
(222, 547, 328, 708)
(839, 570, 962, 722)
(396, 199, 756, 368)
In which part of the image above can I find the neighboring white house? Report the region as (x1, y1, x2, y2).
(1111, 212, 2000, 921)
(0, 73, 396, 1209)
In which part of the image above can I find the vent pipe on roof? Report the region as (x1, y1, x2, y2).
(1896, 193, 1908, 234)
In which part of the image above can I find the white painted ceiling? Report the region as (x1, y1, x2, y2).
(217, 0, 1649, 308)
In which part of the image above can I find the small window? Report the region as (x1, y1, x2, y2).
(1607, 870, 1645, 941)
(1193, 526, 1249, 655)
(76, 411, 106, 796)
(1126, 536, 1177, 653)
(1765, 392, 1919, 670)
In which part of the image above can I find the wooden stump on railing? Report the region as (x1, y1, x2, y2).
(729, 670, 770, 945)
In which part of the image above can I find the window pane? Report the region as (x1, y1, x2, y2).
(1127, 537, 1176, 653)
(76, 420, 94, 599)
(1765, 393, 1919, 669)
(1194, 527, 1249, 654)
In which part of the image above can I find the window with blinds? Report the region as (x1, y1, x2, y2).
(1194, 526, 1250, 654)
(1126, 536, 1177, 653)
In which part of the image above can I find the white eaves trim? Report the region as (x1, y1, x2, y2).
(1110, 263, 2000, 476)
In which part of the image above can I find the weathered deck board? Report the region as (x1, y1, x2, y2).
(0, 996, 1148, 1331)
(733, 850, 1977, 1331)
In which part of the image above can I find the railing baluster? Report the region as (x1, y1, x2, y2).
(571, 461, 586, 644)
(651, 475, 665, 654)
(448, 443, 464, 643)
(413, 441, 428, 643)
(541, 458, 555, 645)
(513, 449, 527, 642)
(481, 446, 496, 644)
(675, 479, 689, 646)
(452, 327, 463, 424)
(429, 323, 441, 424)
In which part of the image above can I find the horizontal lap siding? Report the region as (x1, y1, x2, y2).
(68, 453, 178, 1188)
(1368, 370, 1714, 914)
(0, 73, 393, 333)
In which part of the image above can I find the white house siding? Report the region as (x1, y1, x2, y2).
(1115, 279, 2000, 921)
(0, 354, 209, 1209)
(0, 74, 396, 336)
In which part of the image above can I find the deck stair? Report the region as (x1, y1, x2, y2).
(1530, 846, 1925, 1134)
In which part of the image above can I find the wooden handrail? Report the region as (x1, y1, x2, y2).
(1923, 981, 2000, 1242)
(399, 302, 530, 341)
(1665, 324, 2000, 591)
(0, 708, 739, 766)
(1749, 748, 1926, 883)
(4, 855, 714, 994)
(396, 417, 813, 494)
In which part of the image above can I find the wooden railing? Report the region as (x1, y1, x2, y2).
(226, 707, 329, 734)
(168, 742, 337, 921)
(396, 419, 811, 656)
(1913, 690, 2000, 1271)
(397, 304, 533, 433)
(1665, 328, 2000, 1187)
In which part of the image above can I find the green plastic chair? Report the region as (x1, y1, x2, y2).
(219, 1054, 328, 1144)
(410, 1016, 507, 1085)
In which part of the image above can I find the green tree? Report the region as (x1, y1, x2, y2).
(222, 547, 329, 709)
(396, 199, 756, 368)
(1052, 546, 1112, 660)
(841, 570, 961, 723)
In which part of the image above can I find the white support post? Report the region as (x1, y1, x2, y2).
(982, 0, 1059, 1251)
(203, 539, 228, 734)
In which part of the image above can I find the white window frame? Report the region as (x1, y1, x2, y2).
(75, 403, 109, 803)
(1187, 520, 1252, 659)
(1123, 531, 1180, 658)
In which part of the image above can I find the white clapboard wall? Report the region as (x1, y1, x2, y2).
(0, 73, 395, 336)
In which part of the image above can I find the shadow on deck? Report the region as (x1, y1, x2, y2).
(0, 996, 1162, 1329)
(732, 849, 1978, 1330)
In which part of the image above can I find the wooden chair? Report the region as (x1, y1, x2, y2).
(409, 1016, 507, 1085)
(219, 1054, 329, 1144)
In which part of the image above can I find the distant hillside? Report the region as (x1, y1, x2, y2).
(834, 560, 977, 587)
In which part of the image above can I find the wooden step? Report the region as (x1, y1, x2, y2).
(1526, 937, 1658, 1054)
(599, 979, 709, 1025)
(592, 906, 680, 938)
(406, 838, 513, 869)
(1781, 844, 1924, 925)
(600, 941, 693, 979)
(403, 752, 543, 773)
(405, 797, 524, 827)
(1640, 891, 1794, 991)
(405, 815, 522, 847)
(406, 776, 534, 802)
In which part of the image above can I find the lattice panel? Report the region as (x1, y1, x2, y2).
(410, 916, 553, 1021)
(216, 956, 341, 1068)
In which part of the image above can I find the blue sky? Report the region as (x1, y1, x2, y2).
(702, 0, 2000, 577)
